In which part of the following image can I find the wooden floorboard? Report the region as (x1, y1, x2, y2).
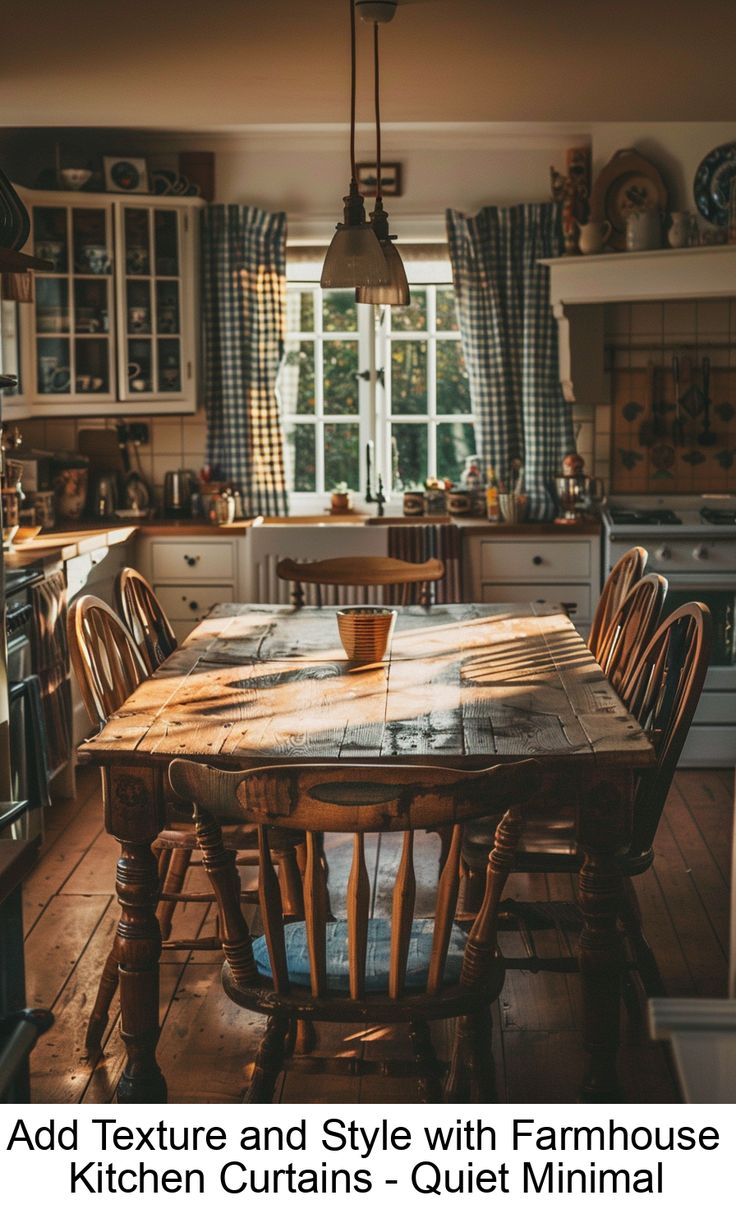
(21, 765, 734, 1105)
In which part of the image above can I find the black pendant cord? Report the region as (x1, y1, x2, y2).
(373, 20, 382, 206)
(350, 0, 357, 183)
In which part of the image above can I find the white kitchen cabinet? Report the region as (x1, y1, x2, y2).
(135, 533, 242, 644)
(4, 188, 202, 420)
(463, 530, 601, 638)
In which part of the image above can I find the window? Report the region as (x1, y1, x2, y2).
(279, 278, 474, 500)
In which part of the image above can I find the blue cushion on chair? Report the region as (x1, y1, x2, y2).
(252, 918, 468, 992)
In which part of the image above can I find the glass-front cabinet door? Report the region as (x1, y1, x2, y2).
(31, 203, 115, 403)
(117, 204, 187, 402)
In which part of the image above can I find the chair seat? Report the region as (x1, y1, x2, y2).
(253, 918, 468, 993)
(155, 824, 300, 852)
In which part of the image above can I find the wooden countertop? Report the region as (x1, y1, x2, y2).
(7, 514, 600, 572)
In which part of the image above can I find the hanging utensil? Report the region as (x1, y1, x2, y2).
(672, 353, 685, 446)
(638, 360, 657, 446)
(698, 355, 717, 446)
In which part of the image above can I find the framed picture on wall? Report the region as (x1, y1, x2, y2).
(103, 156, 150, 194)
(355, 162, 403, 197)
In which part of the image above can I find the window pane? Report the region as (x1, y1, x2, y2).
(281, 339, 315, 414)
(323, 339, 358, 414)
(437, 421, 476, 484)
(436, 287, 459, 331)
(437, 340, 470, 414)
(390, 289, 426, 332)
(322, 290, 357, 332)
(289, 422, 316, 491)
(324, 422, 359, 491)
(391, 340, 427, 414)
(392, 422, 428, 488)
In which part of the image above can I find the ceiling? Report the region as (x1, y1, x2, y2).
(1, 0, 735, 128)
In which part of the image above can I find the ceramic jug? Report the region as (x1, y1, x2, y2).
(576, 219, 611, 255)
(626, 208, 661, 251)
(668, 211, 692, 248)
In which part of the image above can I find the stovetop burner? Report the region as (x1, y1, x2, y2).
(700, 507, 736, 526)
(609, 508, 683, 526)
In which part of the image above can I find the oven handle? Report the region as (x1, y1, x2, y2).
(6, 605, 32, 638)
(661, 573, 736, 591)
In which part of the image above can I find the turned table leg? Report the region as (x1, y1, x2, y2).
(105, 765, 167, 1103)
(577, 771, 633, 1104)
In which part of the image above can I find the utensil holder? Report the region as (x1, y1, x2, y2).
(498, 493, 529, 524)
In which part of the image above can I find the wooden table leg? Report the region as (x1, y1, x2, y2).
(105, 765, 167, 1103)
(577, 771, 633, 1103)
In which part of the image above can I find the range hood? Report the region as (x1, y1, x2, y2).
(540, 245, 736, 402)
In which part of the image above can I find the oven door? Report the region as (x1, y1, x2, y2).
(661, 573, 736, 766)
(661, 575, 735, 668)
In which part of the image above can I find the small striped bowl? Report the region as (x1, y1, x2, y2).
(336, 607, 397, 664)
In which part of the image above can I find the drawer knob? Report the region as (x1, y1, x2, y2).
(692, 545, 709, 562)
(655, 545, 671, 561)
(532, 555, 543, 566)
(188, 600, 199, 611)
(184, 554, 199, 567)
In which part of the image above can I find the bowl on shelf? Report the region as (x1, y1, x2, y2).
(336, 607, 397, 665)
(59, 168, 92, 191)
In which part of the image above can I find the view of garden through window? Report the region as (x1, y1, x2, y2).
(279, 283, 476, 495)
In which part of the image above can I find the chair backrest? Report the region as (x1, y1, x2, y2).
(115, 566, 177, 673)
(588, 545, 648, 661)
(169, 757, 541, 1003)
(68, 594, 148, 729)
(596, 573, 668, 696)
(621, 601, 712, 863)
(276, 554, 445, 609)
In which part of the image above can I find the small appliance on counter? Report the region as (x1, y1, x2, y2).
(554, 452, 604, 523)
(163, 469, 196, 517)
(88, 470, 118, 519)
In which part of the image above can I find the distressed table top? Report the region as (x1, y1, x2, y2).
(79, 603, 655, 772)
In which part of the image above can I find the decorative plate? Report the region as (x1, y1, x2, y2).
(590, 149, 668, 251)
(693, 142, 736, 225)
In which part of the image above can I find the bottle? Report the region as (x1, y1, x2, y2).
(485, 465, 500, 522)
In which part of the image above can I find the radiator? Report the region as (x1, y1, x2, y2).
(387, 523, 463, 603)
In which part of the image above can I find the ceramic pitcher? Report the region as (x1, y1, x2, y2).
(626, 209, 661, 251)
(576, 219, 611, 254)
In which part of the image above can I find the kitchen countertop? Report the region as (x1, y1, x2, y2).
(6, 514, 600, 572)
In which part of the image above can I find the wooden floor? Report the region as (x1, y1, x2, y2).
(22, 765, 733, 1104)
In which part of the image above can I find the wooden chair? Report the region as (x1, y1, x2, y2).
(168, 756, 542, 1102)
(276, 555, 445, 610)
(68, 595, 305, 1052)
(588, 545, 648, 662)
(462, 602, 712, 1004)
(115, 566, 177, 673)
(596, 573, 668, 697)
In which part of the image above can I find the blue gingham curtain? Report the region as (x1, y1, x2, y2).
(445, 202, 573, 520)
(202, 204, 289, 515)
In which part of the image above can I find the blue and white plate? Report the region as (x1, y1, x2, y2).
(693, 142, 736, 225)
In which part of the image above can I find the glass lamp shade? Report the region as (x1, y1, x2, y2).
(355, 238, 409, 305)
(321, 221, 389, 289)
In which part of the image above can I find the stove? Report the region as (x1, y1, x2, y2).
(601, 497, 736, 768)
(608, 508, 682, 526)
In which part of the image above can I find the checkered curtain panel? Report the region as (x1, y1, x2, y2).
(202, 204, 289, 515)
(445, 202, 573, 520)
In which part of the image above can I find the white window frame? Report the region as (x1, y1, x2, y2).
(282, 259, 473, 511)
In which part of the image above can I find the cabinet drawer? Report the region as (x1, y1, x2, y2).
(154, 584, 234, 623)
(479, 582, 591, 621)
(479, 539, 590, 580)
(151, 541, 234, 581)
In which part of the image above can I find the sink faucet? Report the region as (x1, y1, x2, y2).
(374, 474, 386, 518)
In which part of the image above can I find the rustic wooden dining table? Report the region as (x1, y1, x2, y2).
(79, 601, 655, 1105)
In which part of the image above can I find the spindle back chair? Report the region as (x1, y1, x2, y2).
(169, 756, 542, 1102)
(276, 554, 445, 610)
(588, 545, 648, 661)
(67, 596, 305, 1053)
(462, 601, 712, 1004)
(596, 573, 668, 697)
(115, 566, 177, 673)
(68, 595, 148, 731)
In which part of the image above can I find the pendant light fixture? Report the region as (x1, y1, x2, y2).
(355, 4, 409, 306)
(321, 0, 388, 289)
